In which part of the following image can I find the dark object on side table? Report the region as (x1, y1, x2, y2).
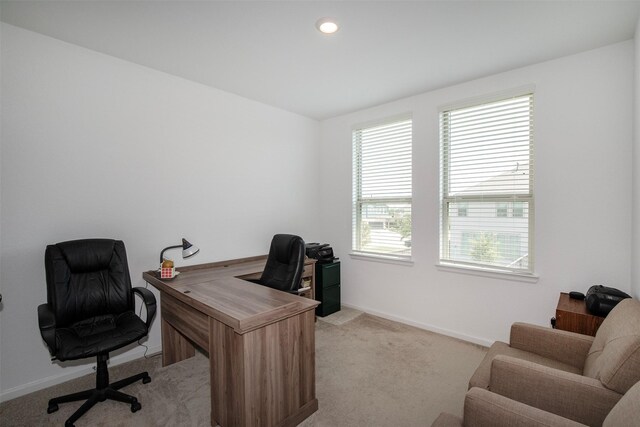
(38, 239, 156, 427)
(569, 291, 585, 300)
(586, 285, 631, 317)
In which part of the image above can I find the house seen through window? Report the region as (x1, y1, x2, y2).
(440, 93, 534, 274)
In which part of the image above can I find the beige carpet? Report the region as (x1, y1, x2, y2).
(0, 313, 486, 426)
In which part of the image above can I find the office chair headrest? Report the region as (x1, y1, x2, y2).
(270, 234, 304, 262)
(53, 239, 121, 273)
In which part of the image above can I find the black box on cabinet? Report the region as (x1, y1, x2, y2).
(315, 261, 340, 317)
(305, 243, 337, 264)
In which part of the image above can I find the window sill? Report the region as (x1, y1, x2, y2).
(349, 252, 414, 266)
(436, 262, 539, 283)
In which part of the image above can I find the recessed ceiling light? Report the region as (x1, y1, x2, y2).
(316, 17, 339, 34)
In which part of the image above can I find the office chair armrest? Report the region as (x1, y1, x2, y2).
(132, 287, 157, 329)
(37, 303, 57, 356)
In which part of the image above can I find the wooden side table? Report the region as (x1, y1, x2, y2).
(555, 292, 605, 336)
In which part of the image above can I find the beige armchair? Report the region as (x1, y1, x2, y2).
(431, 380, 640, 427)
(467, 298, 640, 426)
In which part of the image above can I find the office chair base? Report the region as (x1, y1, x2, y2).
(46, 354, 150, 427)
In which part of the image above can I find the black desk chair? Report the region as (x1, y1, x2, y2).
(253, 234, 305, 293)
(38, 239, 156, 427)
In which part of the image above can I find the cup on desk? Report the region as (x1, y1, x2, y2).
(160, 259, 175, 279)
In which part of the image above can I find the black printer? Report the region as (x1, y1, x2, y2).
(305, 243, 337, 264)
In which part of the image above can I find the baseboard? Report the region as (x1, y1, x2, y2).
(0, 344, 162, 403)
(341, 302, 494, 348)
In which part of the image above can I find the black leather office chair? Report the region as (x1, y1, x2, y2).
(38, 239, 156, 427)
(254, 234, 306, 293)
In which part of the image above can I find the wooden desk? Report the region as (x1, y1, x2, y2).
(555, 292, 605, 336)
(143, 255, 320, 427)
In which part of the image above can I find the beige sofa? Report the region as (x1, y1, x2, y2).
(466, 298, 640, 426)
(432, 380, 640, 427)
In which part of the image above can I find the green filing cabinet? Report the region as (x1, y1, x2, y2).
(315, 261, 340, 317)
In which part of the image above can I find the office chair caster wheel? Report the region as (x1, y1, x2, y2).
(131, 401, 142, 413)
(65, 421, 75, 427)
(142, 376, 151, 384)
(47, 403, 59, 413)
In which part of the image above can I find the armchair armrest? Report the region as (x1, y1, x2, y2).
(132, 287, 157, 329)
(489, 355, 621, 427)
(464, 387, 585, 427)
(37, 303, 57, 357)
(510, 322, 594, 370)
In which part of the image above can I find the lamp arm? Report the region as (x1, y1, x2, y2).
(160, 245, 182, 264)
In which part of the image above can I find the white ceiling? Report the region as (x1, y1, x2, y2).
(2, 1, 639, 120)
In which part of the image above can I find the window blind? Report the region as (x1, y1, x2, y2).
(353, 118, 412, 258)
(440, 94, 533, 273)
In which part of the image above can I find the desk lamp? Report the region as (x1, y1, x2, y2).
(160, 238, 200, 264)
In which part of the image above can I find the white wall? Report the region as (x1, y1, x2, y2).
(632, 18, 640, 299)
(0, 24, 321, 400)
(320, 41, 634, 346)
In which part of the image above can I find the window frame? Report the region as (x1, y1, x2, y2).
(352, 115, 413, 262)
(439, 89, 535, 276)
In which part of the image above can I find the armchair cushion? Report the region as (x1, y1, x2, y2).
(489, 355, 620, 427)
(468, 341, 581, 390)
(463, 387, 584, 427)
(583, 298, 640, 394)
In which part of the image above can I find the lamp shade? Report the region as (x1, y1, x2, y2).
(181, 238, 199, 259)
(160, 238, 200, 264)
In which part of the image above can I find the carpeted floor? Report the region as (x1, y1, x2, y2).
(0, 310, 486, 426)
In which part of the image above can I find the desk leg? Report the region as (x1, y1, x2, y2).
(161, 317, 195, 367)
(208, 309, 318, 427)
(209, 317, 243, 426)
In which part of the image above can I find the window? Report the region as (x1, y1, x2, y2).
(496, 203, 508, 218)
(513, 202, 524, 218)
(353, 117, 412, 258)
(440, 93, 533, 274)
(457, 202, 468, 217)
